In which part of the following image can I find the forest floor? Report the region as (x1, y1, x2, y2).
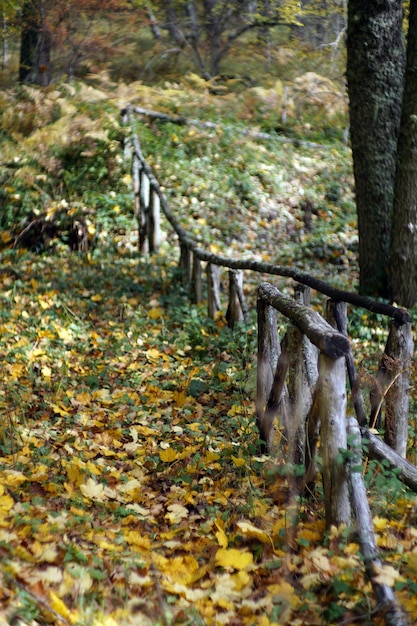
(1, 245, 417, 626)
(1, 75, 417, 625)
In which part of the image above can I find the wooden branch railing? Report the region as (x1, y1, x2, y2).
(123, 106, 414, 624)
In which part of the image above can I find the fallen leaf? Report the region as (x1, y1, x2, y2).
(215, 548, 253, 570)
(80, 477, 107, 502)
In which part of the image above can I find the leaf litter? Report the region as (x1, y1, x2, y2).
(1, 250, 417, 626)
(1, 78, 417, 625)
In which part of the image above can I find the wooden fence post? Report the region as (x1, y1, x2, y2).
(207, 263, 221, 319)
(192, 253, 203, 304)
(179, 243, 192, 286)
(347, 417, 408, 625)
(286, 285, 318, 470)
(256, 299, 281, 452)
(132, 154, 142, 249)
(148, 189, 161, 253)
(226, 269, 244, 328)
(138, 170, 150, 254)
(330, 300, 368, 427)
(317, 351, 351, 527)
(378, 319, 414, 457)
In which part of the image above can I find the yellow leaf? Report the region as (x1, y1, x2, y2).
(204, 450, 220, 463)
(65, 460, 84, 487)
(405, 552, 417, 574)
(31, 541, 58, 563)
(93, 388, 112, 404)
(0, 470, 27, 487)
(266, 580, 301, 609)
(373, 563, 403, 587)
(159, 448, 178, 462)
(373, 516, 389, 532)
(236, 521, 271, 544)
(215, 548, 253, 570)
(51, 403, 70, 417)
(80, 477, 106, 502)
(173, 389, 187, 407)
(148, 307, 164, 320)
(310, 548, 333, 574)
(0, 490, 14, 515)
(231, 455, 246, 468)
(86, 462, 101, 476)
(165, 503, 189, 524)
(134, 425, 159, 437)
(231, 570, 251, 591)
(90, 294, 102, 302)
(146, 348, 162, 361)
(227, 404, 244, 416)
(42, 365, 52, 379)
(163, 555, 202, 585)
(53, 323, 73, 342)
(124, 530, 151, 550)
(49, 592, 78, 624)
(214, 518, 228, 548)
(1, 231, 12, 243)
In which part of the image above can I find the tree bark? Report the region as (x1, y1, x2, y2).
(256, 299, 282, 452)
(347, 0, 405, 296)
(347, 418, 408, 625)
(206, 263, 221, 319)
(389, 0, 417, 307)
(226, 269, 244, 328)
(375, 319, 414, 457)
(19, 0, 51, 86)
(318, 352, 351, 528)
(257, 283, 350, 359)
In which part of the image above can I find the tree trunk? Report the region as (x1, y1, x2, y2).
(346, 0, 405, 296)
(2, 15, 8, 70)
(19, 0, 40, 83)
(19, 0, 51, 86)
(389, 0, 417, 307)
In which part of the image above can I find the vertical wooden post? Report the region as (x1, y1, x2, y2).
(256, 299, 281, 451)
(286, 325, 318, 469)
(226, 269, 244, 329)
(179, 243, 192, 286)
(148, 189, 161, 253)
(285, 284, 318, 471)
(330, 300, 368, 427)
(192, 253, 203, 304)
(317, 352, 351, 528)
(138, 171, 150, 254)
(232, 271, 250, 323)
(132, 154, 142, 249)
(380, 319, 414, 457)
(207, 263, 221, 319)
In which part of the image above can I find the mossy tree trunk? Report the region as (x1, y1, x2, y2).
(389, 0, 417, 307)
(346, 0, 405, 297)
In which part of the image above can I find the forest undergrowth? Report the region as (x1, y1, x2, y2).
(1, 75, 417, 625)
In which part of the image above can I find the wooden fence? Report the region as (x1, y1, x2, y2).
(123, 105, 414, 624)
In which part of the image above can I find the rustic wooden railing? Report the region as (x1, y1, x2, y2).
(123, 105, 414, 624)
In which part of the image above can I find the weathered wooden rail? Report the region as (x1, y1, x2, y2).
(123, 105, 414, 625)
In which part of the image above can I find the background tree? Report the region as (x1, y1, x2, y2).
(146, 0, 301, 79)
(19, 0, 51, 85)
(389, 0, 417, 307)
(346, 0, 405, 297)
(1, 0, 21, 70)
(18, 0, 124, 85)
